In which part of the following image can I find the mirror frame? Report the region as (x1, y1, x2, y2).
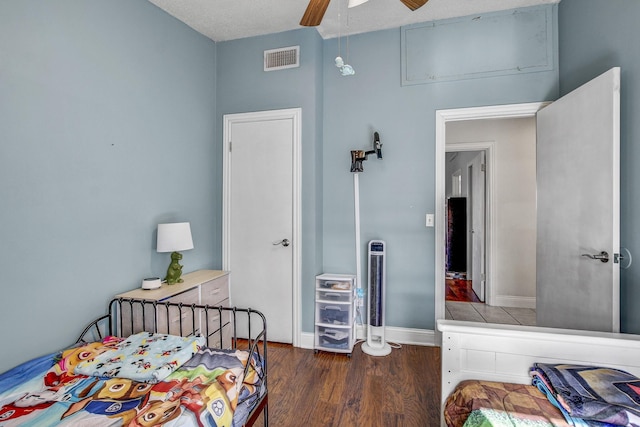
(434, 102, 550, 345)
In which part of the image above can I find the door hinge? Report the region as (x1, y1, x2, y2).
(229, 141, 232, 152)
(481, 163, 486, 172)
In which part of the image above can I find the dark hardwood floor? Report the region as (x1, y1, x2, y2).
(252, 341, 441, 427)
(445, 278, 481, 303)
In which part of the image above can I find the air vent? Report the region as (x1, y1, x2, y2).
(264, 46, 300, 72)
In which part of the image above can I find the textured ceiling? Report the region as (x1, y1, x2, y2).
(147, 0, 560, 42)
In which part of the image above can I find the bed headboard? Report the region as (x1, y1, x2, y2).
(77, 298, 267, 363)
(438, 319, 640, 423)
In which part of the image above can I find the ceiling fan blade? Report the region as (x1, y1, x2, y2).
(300, 0, 332, 27)
(399, 0, 429, 11)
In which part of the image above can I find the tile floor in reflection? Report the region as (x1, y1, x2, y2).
(445, 301, 536, 326)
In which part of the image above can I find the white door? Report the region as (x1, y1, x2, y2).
(469, 152, 486, 302)
(223, 109, 301, 344)
(536, 68, 620, 332)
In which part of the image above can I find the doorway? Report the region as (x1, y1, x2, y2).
(222, 108, 302, 345)
(444, 150, 487, 306)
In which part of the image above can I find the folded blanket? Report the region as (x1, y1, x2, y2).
(74, 332, 205, 383)
(532, 363, 640, 426)
(532, 376, 594, 427)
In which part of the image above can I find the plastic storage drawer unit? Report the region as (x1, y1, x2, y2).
(314, 273, 356, 356)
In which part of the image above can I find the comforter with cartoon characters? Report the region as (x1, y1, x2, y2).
(0, 333, 265, 427)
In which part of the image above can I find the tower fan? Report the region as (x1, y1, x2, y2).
(362, 240, 392, 356)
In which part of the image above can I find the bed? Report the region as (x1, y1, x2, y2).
(438, 319, 640, 427)
(0, 298, 268, 427)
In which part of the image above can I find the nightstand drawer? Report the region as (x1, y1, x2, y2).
(207, 324, 232, 349)
(201, 276, 229, 306)
(119, 303, 157, 336)
(164, 287, 199, 304)
(202, 299, 231, 335)
(156, 293, 198, 336)
(158, 307, 197, 336)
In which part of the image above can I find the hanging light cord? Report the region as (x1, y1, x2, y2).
(335, 0, 355, 76)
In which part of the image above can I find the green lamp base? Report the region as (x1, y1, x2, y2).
(164, 251, 184, 285)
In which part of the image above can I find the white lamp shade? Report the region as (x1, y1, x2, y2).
(348, 0, 369, 7)
(157, 222, 194, 253)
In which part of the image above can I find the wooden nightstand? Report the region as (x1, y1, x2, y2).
(115, 270, 231, 348)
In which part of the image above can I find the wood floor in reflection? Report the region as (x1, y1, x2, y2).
(445, 278, 481, 302)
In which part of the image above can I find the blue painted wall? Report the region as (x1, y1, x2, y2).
(558, 0, 640, 333)
(215, 7, 558, 334)
(321, 13, 558, 331)
(7, 0, 636, 374)
(0, 0, 217, 372)
(216, 28, 325, 334)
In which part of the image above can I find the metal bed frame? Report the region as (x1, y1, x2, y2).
(77, 298, 268, 427)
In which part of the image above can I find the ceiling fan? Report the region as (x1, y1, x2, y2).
(300, 0, 429, 27)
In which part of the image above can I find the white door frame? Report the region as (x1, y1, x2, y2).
(434, 102, 548, 344)
(446, 144, 493, 303)
(222, 108, 302, 347)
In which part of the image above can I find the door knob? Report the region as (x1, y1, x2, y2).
(581, 251, 609, 263)
(273, 238, 290, 247)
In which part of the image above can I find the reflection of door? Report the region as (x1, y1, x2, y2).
(469, 152, 486, 302)
(446, 197, 467, 273)
(223, 108, 301, 343)
(536, 68, 620, 332)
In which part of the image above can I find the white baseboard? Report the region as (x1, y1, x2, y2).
(299, 325, 436, 350)
(300, 332, 314, 349)
(492, 295, 536, 309)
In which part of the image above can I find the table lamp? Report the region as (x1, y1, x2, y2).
(157, 222, 194, 285)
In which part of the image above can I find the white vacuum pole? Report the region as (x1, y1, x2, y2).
(354, 173, 363, 310)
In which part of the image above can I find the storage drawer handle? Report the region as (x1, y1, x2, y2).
(324, 305, 341, 311)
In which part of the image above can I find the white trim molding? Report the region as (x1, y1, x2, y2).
(300, 327, 437, 351)
(492, 295, 536, 309)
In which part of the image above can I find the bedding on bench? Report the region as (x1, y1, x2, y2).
(444, 379, 571, 427)
(0, 333, 264, 427)
(532, 363, 640, 427)
(445, 364, 640, 427)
